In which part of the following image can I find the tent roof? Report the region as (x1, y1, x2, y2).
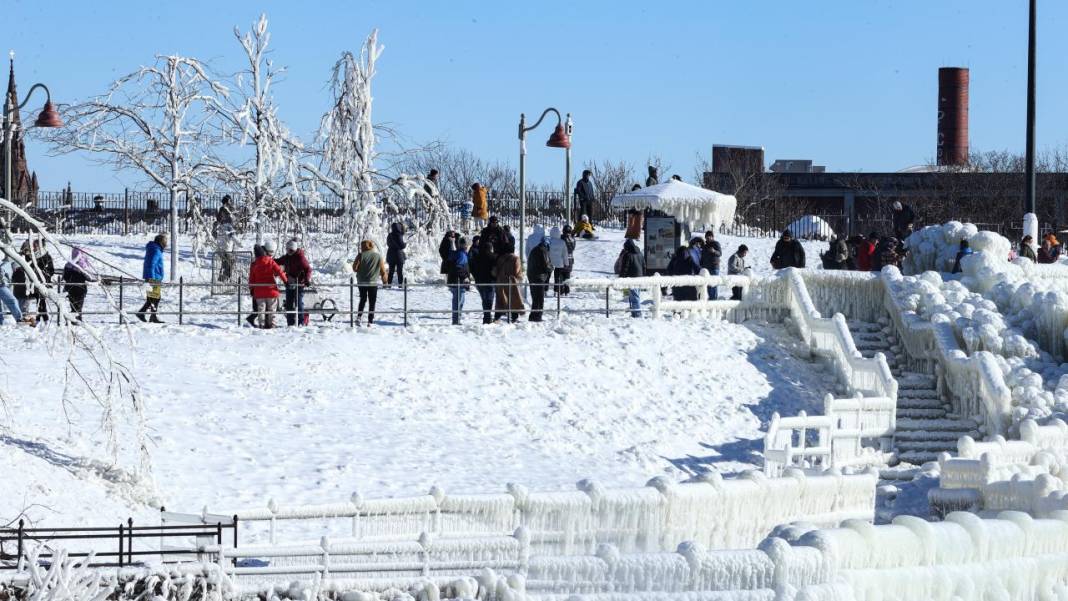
(610, 180, 731, 209)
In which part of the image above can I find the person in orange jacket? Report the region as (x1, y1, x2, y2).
(471, 183, 489, 230)
(248, 244, 287, 328)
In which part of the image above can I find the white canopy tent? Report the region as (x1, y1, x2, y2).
(610, 180, 737, 231)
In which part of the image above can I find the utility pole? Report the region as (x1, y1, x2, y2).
(1024, 0, 1037, 217)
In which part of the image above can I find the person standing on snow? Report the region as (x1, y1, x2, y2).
(471, 183, 489, 231)
(446, 236, 471, 325)
(471, 238, 497, 324)
(526, 236, 554, 322)
(821, 235, 849, 270)
(561, 224, 576, 294)
(727, 244, 751, 300)
(574, 170, 597, 222)
(137, 233, 167, 323)
(770, 229, 805, 269)
(891, 201, 916, 241)
(548, 226, 569, 295)
(385, 222, 407, 287)
(62, 247, 97, 321)
(352, 239, 387, 326)
(618, 238, 645, 317)
(277, 239, 312, 326)
(1019, 235, 1038, 263)
(247, 244, 287, 329)
(0, 254, 25, 325)
(424, 169, 440, 199)
(494, 242, 525, 323)
(700, 230, 722, 299)
(216, 224, 237, 282)
(525, 224, 547, 262)
(855, 232, 878, 271)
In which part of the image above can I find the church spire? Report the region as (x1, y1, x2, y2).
(2, 51, 38, 203)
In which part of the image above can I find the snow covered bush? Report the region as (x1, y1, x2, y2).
(887, 265, 1064, 422)
(902, 221, 1011, 274)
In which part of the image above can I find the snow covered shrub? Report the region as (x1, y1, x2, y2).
(903, 222, 1010, 275)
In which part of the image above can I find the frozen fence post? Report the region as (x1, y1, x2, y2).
(349, 277, 355, 328)
(178, 276, 184, 325)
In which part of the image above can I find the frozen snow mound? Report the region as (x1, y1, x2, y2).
(610, 180, 736, 231)
(903, 221, 1011, 274)
(785, 215, 834, 240)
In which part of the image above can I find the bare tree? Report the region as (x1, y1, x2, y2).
(45, 56, 228, 280)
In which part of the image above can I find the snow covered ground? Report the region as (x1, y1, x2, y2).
(0, 228, 831, 538)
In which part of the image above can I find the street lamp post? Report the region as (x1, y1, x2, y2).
(3, 82, 62, 215)
(565, 113, 573, 223)
(1024, 0, 1037, 219)
(518, 108, 570, 262)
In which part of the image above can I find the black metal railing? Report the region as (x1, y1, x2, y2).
(0, 517, 237, 569)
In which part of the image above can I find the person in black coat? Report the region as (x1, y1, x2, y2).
(13, 241, 55, 323)
(438, 230, 455, 274)
(471, 238, 497, 324)
(700, 230, 722, 299)
(526, 239, 554, 322)
(892, 201, 916, 240)
(668, 242, 701, 301)
(770, 230, 806, 269)
(619, 239, 645, 318)
(386, 222, 407, 286)
(479, 216, 506, 251)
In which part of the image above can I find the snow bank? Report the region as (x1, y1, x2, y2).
(785, 216, 835, 241)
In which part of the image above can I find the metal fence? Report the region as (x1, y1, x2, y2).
(6, 189, 626, 236)
(0, 517, 236, 570)
(14, 278, 749, 328)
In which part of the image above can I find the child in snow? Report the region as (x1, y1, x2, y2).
(574, 215, 596, 240)
(137, 234, 167, 323)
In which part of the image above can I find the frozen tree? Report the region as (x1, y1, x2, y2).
(206, 14, 305, 245)
(46, 55, 229, 279)
(302, 30, 450, 265)
(0, 199, 151, 477)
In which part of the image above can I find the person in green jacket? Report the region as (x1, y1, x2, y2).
(352, 239, 387, 325)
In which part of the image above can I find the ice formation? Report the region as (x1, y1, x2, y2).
(902, 221, 1011, 274)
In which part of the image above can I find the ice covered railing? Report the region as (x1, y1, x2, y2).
(203, 470, 877, 555)
(764, 396, 897, 476)
(930, 418, 1068, 516)
(763, 270, 897, 476)
(565, 272, 788, 323)
(206, 529, 530, 586)
(881, 267, 1012, 437)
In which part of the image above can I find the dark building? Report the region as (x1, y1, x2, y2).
(1, 56, 40, 205)
(703, 67, 1068, 237)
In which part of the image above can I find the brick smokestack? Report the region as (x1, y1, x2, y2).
(937, 67, 969, 166)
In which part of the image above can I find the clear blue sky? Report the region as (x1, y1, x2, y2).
(7, 0, 1068, 192)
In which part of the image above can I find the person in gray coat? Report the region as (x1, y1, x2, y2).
(727, 245, 750, 300)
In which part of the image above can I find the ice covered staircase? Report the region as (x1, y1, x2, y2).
(848, 319, 981, 466)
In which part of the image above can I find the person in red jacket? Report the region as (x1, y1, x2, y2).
(247, 244, 287, 329)
(855, 232, 878, 271)
(276, 239, 312, 326)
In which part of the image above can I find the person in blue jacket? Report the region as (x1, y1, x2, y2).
(137, 233, 167, 322)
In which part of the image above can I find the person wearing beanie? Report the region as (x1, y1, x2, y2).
(263, 239, 277, 258)
(770, 229, 805, 269)
(277, 238, 312, 326)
